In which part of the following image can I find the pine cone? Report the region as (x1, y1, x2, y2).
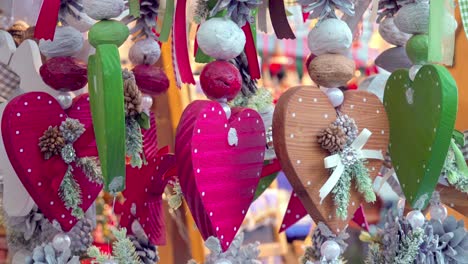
(229, 51, 258, 97)
(377, 0, 415, 23)
(317, 124, 347, 153)
(122, 0, 159, 40)
(60, 118, 85, 143)
(129, 222, 159, 264)
(38, 126, 65, 160)
(303, 222, 349, 262)
(299, 0, 355, 21)
(123, 69, 143, 117)
(26, 242, 80, 264)
(59, 0, 84, 22)
(333, 114, 358, 143)
(68, 218, 93, 255)
(7, 21, 28, 46)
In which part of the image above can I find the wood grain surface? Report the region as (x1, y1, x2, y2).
(273, 86, 389, 232)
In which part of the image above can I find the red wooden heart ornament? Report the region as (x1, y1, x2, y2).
(119, 115, 176, 245)
(176, 101, 265, 251)
(1, 92, 102, 231)
(273, 87, 389, 233)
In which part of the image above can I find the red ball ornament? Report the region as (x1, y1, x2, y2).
(200, 61, 242, 101)
(132, 64, 169, 95)
(39, 57, 88, 91)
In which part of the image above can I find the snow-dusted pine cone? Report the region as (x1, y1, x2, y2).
(377, 0, 415, 23)
(333, 114, 358, 143)
(122, 0, 159, 40)
(302, 222, 349, 262)
(299, 0, 354, 21)
(68, 217, 93, 255)
(129, 221, 159, 264)
(210, 0, 262, 26)
(416, 216, 468, 263)
(26, 242, 80, 264)
(229, 52, 258, 97)
(59, 0, 84, 22)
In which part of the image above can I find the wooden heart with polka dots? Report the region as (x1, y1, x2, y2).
(119, 114, 176, 245)
(1, 92, 102, 231)
(176, 100, 265, 251)
(273, 87, 389, 232)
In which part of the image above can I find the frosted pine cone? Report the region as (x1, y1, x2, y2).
(68, 218, 93, 255)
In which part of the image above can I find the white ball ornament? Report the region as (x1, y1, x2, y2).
(52, 233, 72, 252)
(325, 88, 344, 107)
(141, 94, 154, 114)
(83, 0, 125, 20)
(196, 17, 246, 60)
(39, 26, 84, 58)
(56, 92, 74, 109)
(129, 38, 161, 65)
(406, 210, 426, 229)
(307, 18, 352, 55)
(320, 240, 341, 261)
(430, 204, 447, 221)
(63, 12, 95, 32)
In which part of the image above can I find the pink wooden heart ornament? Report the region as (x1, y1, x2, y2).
(176, 100, 265, 251)
(119, 115, 176, 245)
(1, 92, 102, 231)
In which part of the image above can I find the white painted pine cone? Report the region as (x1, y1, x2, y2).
(196, 17, 246, 60)
(39, 26, 83, 58)
(63, 12, 95, 32)
(83, 0, 125, 20)
(394, 2, 429, 34)
(378, 17, 411, 46)
(307, 18, 352, 55)
(129, 38, 161, 65)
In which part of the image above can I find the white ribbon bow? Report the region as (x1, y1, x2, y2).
(319, 128, 383, 204)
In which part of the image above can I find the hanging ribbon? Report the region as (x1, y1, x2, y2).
(34, 0, 61, 40)
(460, 0, 468, 39)
(319, 129, 383, 203)
(428, 0, 457, 65)
(172, 0, 195, 85)
(378, 168, 395, 192)
(160, 0, 175, 42)
(258, 0, 269, 33)
(268, 0, 295, 39)
(242, 24, 261, 79)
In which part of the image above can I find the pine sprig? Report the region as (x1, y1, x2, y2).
(353, 161, 376, 203)
(394, 229, 424, 264)
(76, 157, 103, 185)
(126, 117, 145, 168)
(112, 228, 142, 264)
(87, 246, 111, 262)
(59, 166, 84, 219)
(332, 167, 352, 220)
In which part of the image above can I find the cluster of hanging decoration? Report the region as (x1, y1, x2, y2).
(0, 0, 467, 263)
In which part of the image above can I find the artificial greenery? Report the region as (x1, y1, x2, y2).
(442, 139, 468, 193)
(59, 166, 84, 219)
(394, 229, 424, 264)
(87, 228, 142, 264)
(332, 166, 352, 220)
(126, 117, 146, 168)
(75, 157, 103, 185)
(331, 157, 376, 220)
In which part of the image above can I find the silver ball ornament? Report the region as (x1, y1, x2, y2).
(430, 204, 447, 221)
(52, 233, 71, 252)
(325, 88, 344, 107)
(407, 210, 426, 229)
(409, 64, 423, 81)
(214, 259, 233, 264)
(141, 94, 153, 113)
(56, 92, 73, 109)
(320, 240, 341, 261)
(219, 102, 231, 119)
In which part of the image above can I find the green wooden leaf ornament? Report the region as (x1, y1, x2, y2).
(384, 64, 458, 210)
(88, 45, 126, 194)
